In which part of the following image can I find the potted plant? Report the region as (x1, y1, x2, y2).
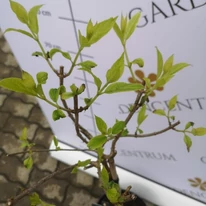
(1, 1, 206, 206)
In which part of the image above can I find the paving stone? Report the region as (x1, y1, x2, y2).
(11, 92, 38, 104)
(4, 53, 18, 67)
(63, 186, 98, 206)
(0, 155, 31, 184)
(0, 94, 7, 107)
(91, 178, 104, 197)
(0, 112, 10, 128)
(76, 170, 94, 188)
(0, 52, 7, 65)
(0, 30, 3, 38)
(3, 116, 38, 140)
(0, 63, 13, 78)
(34, 127, 54, 148)
(0, 87, 12, 95)
(2, 98, 33, 118)
(29, 106, 50, 128)
(0, 132, 23, 156)
(1, 41, 11, 53)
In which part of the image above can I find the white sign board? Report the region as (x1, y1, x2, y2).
(0, 1, 206, 206)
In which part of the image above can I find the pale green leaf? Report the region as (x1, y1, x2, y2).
(185, 122, 194, 130)
(78, 30, 91, 47)
(28, 5, 43, 34)
(121, 15, 128, 34)
(106, 53, 124, 83)
(10, 0, 28, 24)
(78, 60, 97, 69)
(104, 82, 144, 94)
(153, 109, 166, 116)
(36, 72, 48, 84)
(163, 54, 174, 73)
(24, 156, 33, 169)
(191, 127, 206, 136)
(112, 121, 125, 134)
(49, 88, 59, 102)
(125, 12, 141, 40)
(106, 188, 120, 204)
(95, 115, 107, 134)
(49, 48, 71, 60)
(184, 134, 192, 152)
(87, 135, 107, 149)
(86, 19, 94, 40)
(4, 28, 34, 39)
(156, 47, 163, 78)
(61, 92, 74, 100)
(101, 166, 109, 188)
(143, 77, 151, 88)
(113, 22, 123, 44)
(36, 84, 45, 97)
(32, 51, 44, 57)
(70, 84, 78, 94)
(138, 105, 148, 126)
(169, 63, 190, 75)
(168, 95, 177, 111)
(132, 58, 144, 68)
(52, 109, 66, 121)
(19, 127, 27, 141)
(78, 159, 91, 167)
(22, 70, 36, 89)
(53, 136, 58, 147)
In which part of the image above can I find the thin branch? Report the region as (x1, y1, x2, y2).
(7, 164, 76, 206)
(6, 148, 92, 157)
(125, 121, 180, 138)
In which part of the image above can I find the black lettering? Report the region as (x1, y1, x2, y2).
(168, 0, 190, 14)
(145, 103, 152, 112)
(152, 2, 169, 23)
(120, 150, 127, 156)
(136, 151, 145, 158)
(176, 99, 192, 111)
(164, 100, 177, 111)
(151, 152, 162, 160)
(129, 8, 149, 28)
(151, 101, 164, 111)
(190, 0, 206, 9)
(144, 152, 153, 159)
(119, 104, 129, 114)
(191, 97, 205, 110)
(200, 156, 206, 163)
(163, 154, 177, 161)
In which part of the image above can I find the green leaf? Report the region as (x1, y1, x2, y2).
(32, 51, 44, 57)
(61, 92, 74, 100)
(19, 127, 27, 141)
(125, 12, 141, 40)
(191, 127, 206, 136)
(121, 129, 129, 136)
(28, 5, 43, 34)
(58, 85, 66, 94)
(24, 156, 33, 169)
(77, 159, 91, 167)
(168, 95, 177, 111)
(169, 63, 190, 75)
(86, 19, 94, 40)
(22, 70, 36, 89)
(89, 17, 116, 45)
(106, 53, 124, 83)
(10, 0, 28, 24)
(112, 121, 125, 134)
(53, 136, 58, 147)
(97, 147, 104, 162)
(104, 82, 144, 94)
(95, 115, 107, 134)
(184, 134, 192, 152)
(78, 60, 97, 69)
(137, 128, 143, 134)
(29, 193, 41, 205)
(36, 72, 48, 84)
(121, 15, 128, 34)
(106, 188, 120, 204)
(70, 84, 78, 94)
(138, 105, 148, 126)
(4, 28, 34, 39)
(49, 48, 71, 60)
(101, 166, 109, 188)
(84, 98, 92, 105)
(143, 77, 151, 88)
(113, 22, 123, 44)
(153, 109, 166, 116)
(163, 55, 174, 73)
(52, 109, 66, 121)
(71, 166, 78, 174)
(79, 67, 102, 90)
(78, 30, 91, 48)
(156, 47, 163, 78)
(185, 122, 194, 130)
(49, 88, 59, 102)
(36, 84, 45, 97)
(132, 58, 144, 68)
(77, 84, 85, 94)
(87, 135, 107, 149)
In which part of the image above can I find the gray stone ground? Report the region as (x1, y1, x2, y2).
(0, 30, 155, 206)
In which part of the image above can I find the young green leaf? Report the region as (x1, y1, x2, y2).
(143, 78, 151, 88)
(184, 134, 192, 152)
(19, 127, 27, 141)
(89, 17, 116, 45)
(95, 115, 107, 134)
(113, 22, 124, 44)
(97, 147, 104, 162)
(125, 12, 141, 40)
(70, 84, 78, 94)
(4, 28, 34, 39)
(78, 60, 97, 69)
(137, 128, 143, 134)
(112, 121, 125, 134)
(77, 84, 86, 94)
(32, 51, 44, 58)
(77, 159, 91, 167)
(49, 88, 59, 102)
(71, 166, 78, 174)
(29, 193, 55, 206)
(121, 129, 129, 136)
(87, 135, 107, 149)
(132, 58, 144, 68)
(101, 166, 109, 188)
(156, 47, 163, 78)
(28, 5, 43, 34)
(86, 19, 94, 40)
(104, 82, 144, 94)
(84, 98, 92, 105)
(24, 156, 33, 169)
(61, 92, 74, 100)
(153, 109, 166, 116)
(121, 15, 128, 34)
(10, 0, 28, 24)
(106, 188, 120, 204)
(191, 127, 206, 136)
(185, 122, 194, 130)
(168, 95, 177, 111)
(52, 109, 66, 121)
(36, 72, 48, 84)
(169, 63, 190, 75)
(21, 70, 36, 89)
(53, 136, 58, 147)
(106, 53, 124, 83)
(36, 84, 45, 97)
(138, 105, 148, 126)
(49, 48, 71, 60)
(163, 54, 174, 73)
(78, 30, 91, 48)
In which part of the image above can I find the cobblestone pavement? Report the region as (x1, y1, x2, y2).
(0, 30, 156, 206)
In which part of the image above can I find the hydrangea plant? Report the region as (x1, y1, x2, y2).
(1, 1, 206, 206)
